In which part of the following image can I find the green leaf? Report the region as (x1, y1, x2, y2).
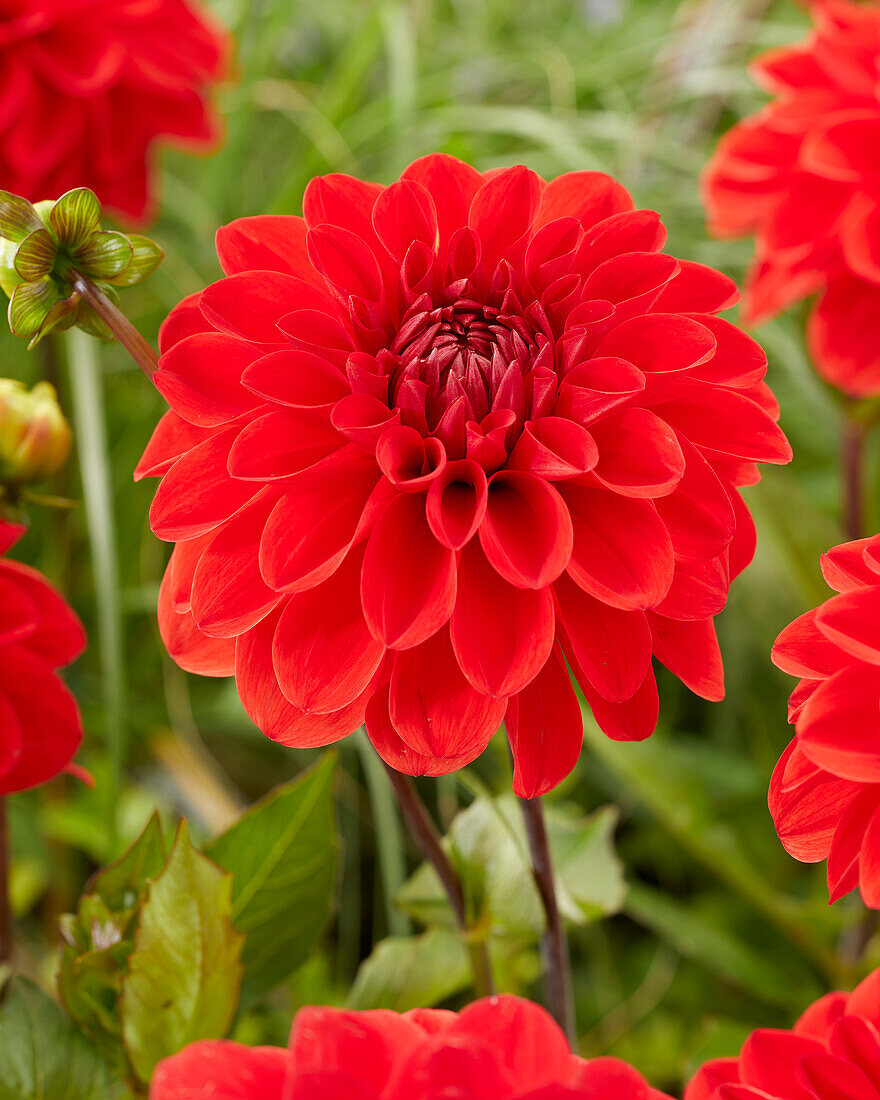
(0, 979, 115, 1100)
(397, 796, 626, 937)
(49, 188, 102, 248)
(0, 191, 42, 244)
(347, 927, 471, 1011)
(105, 235, 164, 287)
(13, 228, 56, 281)
(74, 232, 133, 280)
(8, 277, 58, 338)
(90, 811, 168, 913)
(120, 820, 244, 1085)
(206, 753, 339, 1002)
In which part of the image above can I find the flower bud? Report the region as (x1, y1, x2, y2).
(0, 379, 72, 485)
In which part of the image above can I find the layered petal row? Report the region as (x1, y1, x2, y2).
(703, 0, 880, 395)
(150, 993, 671, 1100)
(770, 534, 880, 907)
(0, 519, 85, 793)
(140, 154, 791, 795)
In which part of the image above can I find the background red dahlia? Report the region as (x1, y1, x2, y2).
(139, 155, 792, 797)
(0, 0, 229, 222)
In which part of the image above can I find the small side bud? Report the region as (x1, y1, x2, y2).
(0, 379, 73, 487)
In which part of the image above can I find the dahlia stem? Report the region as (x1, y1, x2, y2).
(0, 797, 12, 969)
(519, 795, 575, 1043)
(64, 270, 159, 381)
(380, 762, 494, 997)
(842, 407, 867, 541)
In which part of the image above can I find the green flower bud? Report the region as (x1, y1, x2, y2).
(0, 379, 72, 486)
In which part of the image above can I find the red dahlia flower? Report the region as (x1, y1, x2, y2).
(770, 534, 880, 907)
(687, 965, 880, 1100)
(703, 0, 880, 396)
(151, 994, 670, 1100)
(138, 155, 792, 796)
(0, 520, 85, 793)
(0, 0, 228, 223)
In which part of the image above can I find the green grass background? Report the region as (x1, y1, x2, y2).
(4, 0, 878, 1089)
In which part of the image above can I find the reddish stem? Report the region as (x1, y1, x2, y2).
(65, 271, 158, 380)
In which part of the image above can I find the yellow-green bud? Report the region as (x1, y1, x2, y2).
(0, 379, 72, 486)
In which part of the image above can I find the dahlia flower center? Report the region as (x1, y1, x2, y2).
(390, 297, 546, 436)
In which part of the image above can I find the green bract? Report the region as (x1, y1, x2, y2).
(0, 188, 163, 348)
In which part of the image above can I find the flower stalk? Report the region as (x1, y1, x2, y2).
(63, 269, 158, 380)
(380, 762, 494, 997)
(842, 407, 866, 541)
(519, 795, 575, 1043)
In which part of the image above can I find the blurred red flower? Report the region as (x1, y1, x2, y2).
(151, 993, 670, 1100)
(770, 534, 880, 907)
(0, 0, 228, 223)
(0, 520, 85, 793)
(687, 965, 880, 1100)
(139, 155, 791, 795)
(703, 0, 880, 396)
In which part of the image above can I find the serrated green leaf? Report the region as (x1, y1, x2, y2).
(13, 228, 56, 281)
(105, 235, 164, 287)
(74, 231, 133, 280)
(397, 796, 625, 936)
(0, 191, 42, 244)
(90, 812, 168, 913)
(347, 927, 471, 1011)
(120, 820, 244, 1085)
(206, 752, 339, 1002)
(8, 277, 58, 338)
(49, 188, 102, 248)
(0, 979, 116, 1100)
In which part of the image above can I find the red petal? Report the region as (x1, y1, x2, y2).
(649, 614, 724, 701)
(375, 426, 446, 491)
(651, 260, 739, 313)
(554, 358, 646, 426)
(469, 165, 542, 271)
(150, 426, 259, 542)
(596, 314, 716, 374)
(216, 215, 324, 284)
(273, 548, 385, 713)
(0, 573, 37, 647)
(190, 492, 281, 638)
(798, 666, 880, 782)
(155, 334, 261, 426)
(401, 154, 483, 250)
(815, 587, 880, 666)
(365, 687, 481, 777)
(307, 225, 384, 303)
(158, 291, 213, 355)
(150, 1040, 291, 1100)
(822, 538, 880, 593)
(654, 434, 736, 563)
(654, 556, 729, 621)
(0, 645, 82, 795)
(591, 409, 685, 498)
(562, 485, 674, 611)
(772, 609, 850, 679)
(479, 471, 573, 589)
(242, 350, 350, 409)
(555, 571, 651, 703)
(0, 562, 85, 667)
(302, 174, 385, 243)
(158, 565, 236, 677)
(535, 171, 633, 229)
(372, 179, 439, 262)
(388, 629, 506, 758)
(507, 418, 599, 480)
(582, 666, 659, 742)
(506, 646, 583, 797)
(260, 446, 379, 592)
(451, 541, 555, 697)
(200, 272, 332, 345)
(134, 411, 216, 482)
(227, 408, 343, 480)
(361, 493, 456, 649)
(426, 459, 488, 550)
(653, 386, 791, 465)
(235, 610, 364, 747)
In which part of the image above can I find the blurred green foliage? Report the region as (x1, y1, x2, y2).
(3, 0, 875, 1092)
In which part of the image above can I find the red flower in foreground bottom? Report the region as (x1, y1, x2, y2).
(703, 0, 880, 396)
(138, 155, 792, 795)
(151, 994, 669, 1100)
(0, 520, 85, 793)
(686, 966, 880, 1100)
(770, 535, 880, 907)
(0, 0, 228, 222)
